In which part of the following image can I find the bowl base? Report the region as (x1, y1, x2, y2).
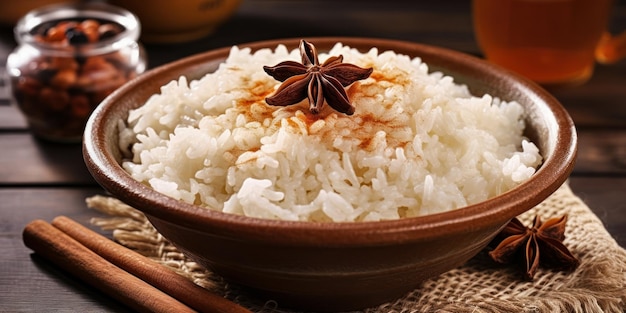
(238, 283, 419, 312)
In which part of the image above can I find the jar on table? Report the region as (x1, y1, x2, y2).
(6, 3, 146, 142)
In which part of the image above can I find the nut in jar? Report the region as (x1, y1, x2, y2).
(6, 3, 146, 142)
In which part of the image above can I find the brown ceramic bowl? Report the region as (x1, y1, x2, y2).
(83, 37, 577, 311)
(107, 0, 242, 43)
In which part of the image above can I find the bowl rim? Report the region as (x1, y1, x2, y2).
(83, 36, 577, 246)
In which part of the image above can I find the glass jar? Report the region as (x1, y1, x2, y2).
(6, 3, 147, 142)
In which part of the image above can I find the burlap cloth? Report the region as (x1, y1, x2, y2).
(87, 182, 626, 313)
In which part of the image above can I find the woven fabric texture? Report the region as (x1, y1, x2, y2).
(88, 183, 626, 313)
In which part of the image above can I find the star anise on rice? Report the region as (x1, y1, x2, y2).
(263, 39, 373, 115)
(488, 215, 579, 280)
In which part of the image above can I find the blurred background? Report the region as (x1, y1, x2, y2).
(0, 1, 625, 311)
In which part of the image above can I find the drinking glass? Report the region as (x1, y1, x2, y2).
(473, 0, 625, 88)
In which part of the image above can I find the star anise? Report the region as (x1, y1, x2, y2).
(263, 40, 373, 115)
(488, 215, 579, 280)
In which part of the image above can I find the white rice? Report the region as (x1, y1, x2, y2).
(119, 43, 542, 222)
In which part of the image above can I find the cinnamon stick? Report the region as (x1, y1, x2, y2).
(50, 216, 251, 313)
(23, 219, 196, 313)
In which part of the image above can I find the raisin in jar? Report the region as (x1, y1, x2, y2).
(6, 3, 146, 142)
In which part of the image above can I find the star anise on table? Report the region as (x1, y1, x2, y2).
(488, 215, 579, 280)
(263, 40, 373, 115)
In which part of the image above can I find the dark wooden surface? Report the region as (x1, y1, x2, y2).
(1, 1, 625, 312)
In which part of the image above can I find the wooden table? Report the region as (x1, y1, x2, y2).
(1, 1, 624, 311)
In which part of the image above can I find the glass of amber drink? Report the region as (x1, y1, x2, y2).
(472, 0, 623, 88)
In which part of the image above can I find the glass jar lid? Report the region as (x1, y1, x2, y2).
(14, 2, 141, 57)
